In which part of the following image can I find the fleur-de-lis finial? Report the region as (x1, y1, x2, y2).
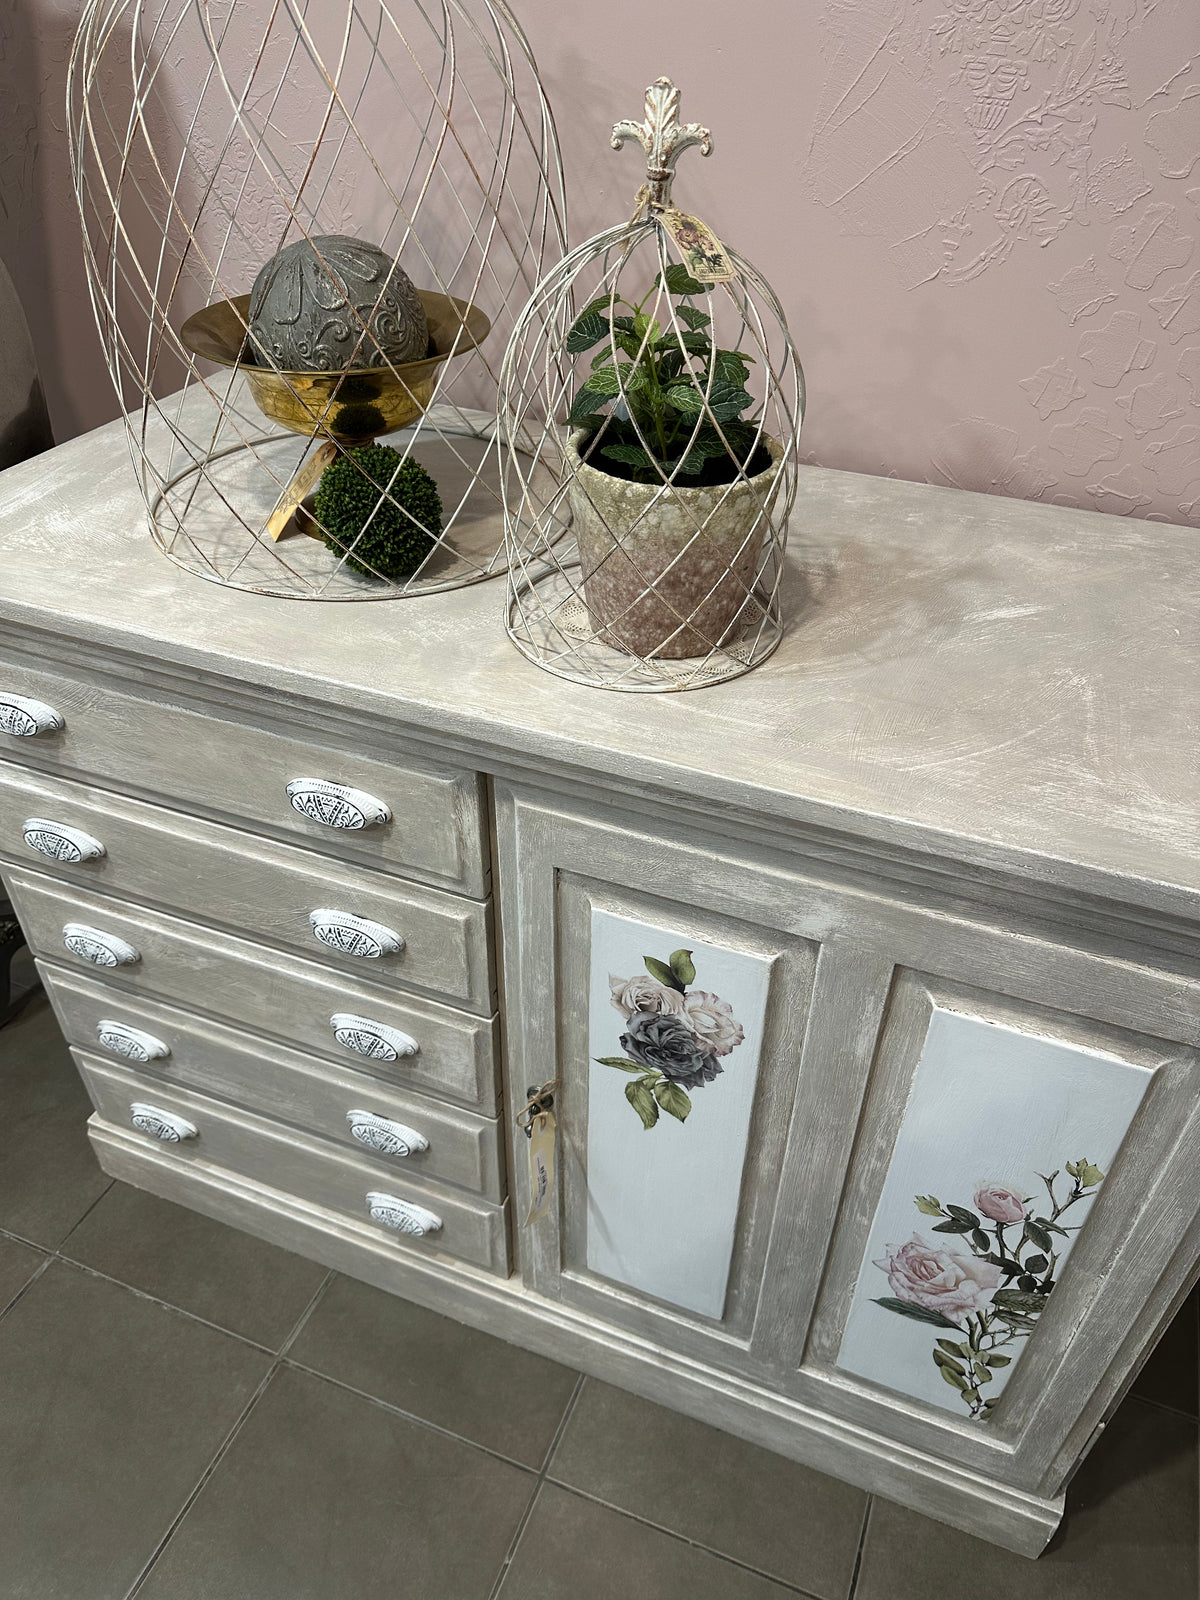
(612, 77, 713, 209)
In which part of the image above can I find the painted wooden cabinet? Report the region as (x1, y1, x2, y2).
(0, 410, 1197, 1558)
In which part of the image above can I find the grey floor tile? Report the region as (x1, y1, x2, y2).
(60, 1180, 328, 1348)
(499, 1483, 803, 1600)
(0, 1230, 47, 1310)
(549, 1378, 866, 1599)
(288, 1273, 579, 1466)
(0, 998, 111, 1245)
(137, 1363, 537, 1600)
(855, 1396, 1197, 1600)
(0, 1259, 271, 1600)
(1133, 1282, 1199, 1417)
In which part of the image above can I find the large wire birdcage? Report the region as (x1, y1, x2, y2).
(68, 0, 566, 599)
(500, 78, 804, 692)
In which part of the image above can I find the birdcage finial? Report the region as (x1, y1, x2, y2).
(612, 77, 713, 209)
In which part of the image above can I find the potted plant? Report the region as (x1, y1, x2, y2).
(564, 263, 784, 658)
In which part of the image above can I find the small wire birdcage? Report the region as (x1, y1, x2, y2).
(500, 78, 804, 691)
(68, 0, 566, 599)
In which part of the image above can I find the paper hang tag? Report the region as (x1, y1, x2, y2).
(265, 441, 337, 542)
(658, 207, 736, 284)
(525, 1110, 557, 1227)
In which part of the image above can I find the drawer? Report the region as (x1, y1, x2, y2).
(0, 767, 495, 1013)
(76, 1052, 511, 1277)
(0, 660, 488, 896)
(5, 871, 500, 1112)
(41, 965, 505, 1201)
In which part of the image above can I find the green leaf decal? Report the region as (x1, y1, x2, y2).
(945, 1205, 980, 1226)
(643, 955, 686, 992)
(1024, 1254, 1049, 1275)
(987, 1353, 1012, 1367)
(940, 1362, 969, 1391)
(653, 1079, 692, 1123)
(625, 1079, 659, 1130)
(931, 1219, 973, 1234)
(669, 948, 696, 987)
(933, 1349, 966, 1375)
(992, 1289, 1047, 1314)
(915, 1195, 944, 1216)
(565, 310, 610, 354)
(1079, 1163, 1105, 1188)
(1024, 1219, 1053, 1253)
(594, 1056, 648, 1074)
(936, 1338, 969, 1358)
(871, 1297, 961, 1329)
(970, 1229, 990, 1253)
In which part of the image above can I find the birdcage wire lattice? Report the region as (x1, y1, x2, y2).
(500, 208, 805, 693)
(68, 0, 567, 599)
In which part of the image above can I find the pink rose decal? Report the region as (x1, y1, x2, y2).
(974, 1183, 1027, 1225)
(874, 1235, 1001, 1326)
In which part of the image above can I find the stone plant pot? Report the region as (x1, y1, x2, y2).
(567, 432, 783, 659)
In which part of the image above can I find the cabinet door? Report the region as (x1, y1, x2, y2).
(787, 929, 1200, 1498)
(495, 786, 820, 1376)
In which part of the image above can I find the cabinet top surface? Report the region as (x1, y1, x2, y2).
(0, 412, 1196, 912)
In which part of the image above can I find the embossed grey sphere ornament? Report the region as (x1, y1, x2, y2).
(249, 235, 430, 373)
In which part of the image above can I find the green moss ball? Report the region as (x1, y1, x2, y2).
(313, 443, 442, 581)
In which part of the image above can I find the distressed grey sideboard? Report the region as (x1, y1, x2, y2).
(0, 413, 1197, 1559)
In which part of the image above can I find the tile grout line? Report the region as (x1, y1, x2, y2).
(486, 1374, 587, 1600)
(0, 1252, 56, 1323)
(846, 1496, 872, 1600)
(51, 1178, 116, 1251)
(121, 1270, 336, 1600)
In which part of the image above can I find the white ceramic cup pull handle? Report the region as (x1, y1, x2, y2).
(347, 1110, 429, 1158)
(96, 1020, 170, 1062)
(286, 779, 391, 831)
(309, 910, 404, 960)
(22, 818, 106, 864)
(130, 1103, 197, 1143)
(366, 1191, 442, 1237)
(0, 693, 64, 738)
(330, 1014, 418, 1061)
(63, 923, 141, 968)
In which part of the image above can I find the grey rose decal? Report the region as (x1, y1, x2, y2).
(597, 946, 745, 1130)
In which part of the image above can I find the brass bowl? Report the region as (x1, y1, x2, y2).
(179, 290, 491, 442)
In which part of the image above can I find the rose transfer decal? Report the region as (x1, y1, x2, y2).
(598, 947, 745, 1130)
(872, 1159, 1106, 1418)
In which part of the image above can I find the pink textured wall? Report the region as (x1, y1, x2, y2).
(4, 0, 1199, 525)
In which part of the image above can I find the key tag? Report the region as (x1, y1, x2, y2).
(517, 1081, 558, 1227)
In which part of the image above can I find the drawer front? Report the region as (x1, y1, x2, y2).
(41, 965, 505, 1201)
(0, 660, 488, 895)
(5, 869, 500, 1112)
(76, 1052, 511, 1276)
(0, 766, 494, 1013)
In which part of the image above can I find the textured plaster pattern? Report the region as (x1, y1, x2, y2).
(3, 0, 1198, 526)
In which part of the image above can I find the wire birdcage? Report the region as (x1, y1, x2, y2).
(68, 0, 566, 599)
(500, 78, 804, 692)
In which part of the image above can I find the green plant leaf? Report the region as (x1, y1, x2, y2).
(931, 1219, 974, 1235)
(945, 1205, 980, 1226)
(566, 310, 610, 354)
(972, 1360, 991, 1385)
(987, 1353, 1012, 1367)
(940, 1362, 969, 1391)
(631, 312, 661, 348)
(970, 1228, 990, 1253)
(664, 380, 755, 421)
(871, 1297, 961, 1329)
(586, 364, 623, 397)
(569, 386, 609, 426)
(643, 955, 686, 992)
(676, 305, 711, 330)
(601, 442, 657, 471)
(1034, 1216, 1069, 1237)
(915, 1195, 943, 1216)
(1079, 1163, 1105, 1188)
(992, 1289, 1047, 1314)
(714, 348, 755, 382)
(658, 263, 708, 295)
(653, 1079, 692, 1123)
(668, 949, 696, 986)
(625, 1078, 659, 1130)
(933, 1349, 966, 1375)
(594, 1056, 646, 1073)
(1024, 1254, 1049, 1275)
(985, 1253, 1025, 1276)
(1024, 1219, 1053, 1253)
(936, 1338, 970, 1358)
